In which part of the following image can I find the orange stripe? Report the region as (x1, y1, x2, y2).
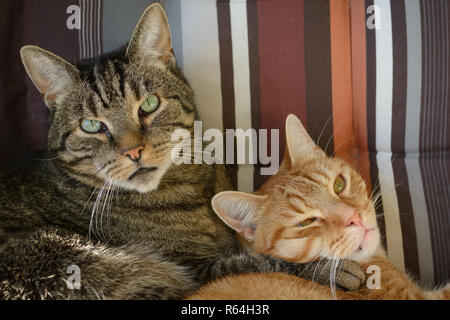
(330, 0, 354, 164)
(350, 0, 372, 193)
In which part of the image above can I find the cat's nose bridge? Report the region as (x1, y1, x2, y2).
(323, 202, 361, 227)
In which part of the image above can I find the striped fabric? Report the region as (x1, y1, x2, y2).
(1, 0, 448, 286)
(78, 0, 102, 59)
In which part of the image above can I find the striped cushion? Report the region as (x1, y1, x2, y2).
(1, 0, 448, 286)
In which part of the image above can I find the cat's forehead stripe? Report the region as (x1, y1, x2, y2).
(92, 64, 111, 106)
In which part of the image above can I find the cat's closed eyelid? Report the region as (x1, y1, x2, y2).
(297, 217, 320, 228)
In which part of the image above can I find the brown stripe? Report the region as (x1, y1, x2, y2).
(390, 0, 420, 278)
(92, 0, 96, 56)
(365, 0, 387, 251)
(255, 0, 307, 185)
(350, 0, 372, 190)
(287, 202, 304, 215)
(0, 0, 27, 165)
(247, 0, 263, 189)
(98, 0, 103, 54)
(22, 0, 80, 151)
(217, 0, 237, 189)
(330, 0, 354, 162)
(304, 0, 333, 155)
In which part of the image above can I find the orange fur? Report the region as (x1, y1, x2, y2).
(189, 115, 449, 300)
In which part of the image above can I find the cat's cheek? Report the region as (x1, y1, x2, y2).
(271, 238, 321, 263)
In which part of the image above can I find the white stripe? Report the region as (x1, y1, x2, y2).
(86, 0, 90, 58)
(81, 0, 86, 59)
(405, 156, 435, 284)
(374, 0, 405, 270)
(88, 0, 93, 58)
(404, 0, 434, 284)
(230, 0, 253, 193)
(83, 0, 88, 59)
(97, 0, 102, 55)
(78, 0, 83, 60)
(180, 0, 223, 132)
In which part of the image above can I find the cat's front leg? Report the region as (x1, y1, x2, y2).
(197, 251, 365, 291)
(298, 258, 366, 291)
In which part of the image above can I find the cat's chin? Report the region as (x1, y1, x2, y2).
(114, 179, 161, 193)
(347, 228, 380, 262)
(112, 168, 166, 194)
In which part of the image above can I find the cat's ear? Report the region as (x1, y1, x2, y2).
(212, 191, 266, 242)
(20, 45, 79, 106)
(126, 3, 174, 64)
(281, 114, 325, 168)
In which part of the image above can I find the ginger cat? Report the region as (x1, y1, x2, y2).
(190, 115, 449, 300)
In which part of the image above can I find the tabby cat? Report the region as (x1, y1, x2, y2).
(190, 115, 449, 300)
(0, 4, 364, 299)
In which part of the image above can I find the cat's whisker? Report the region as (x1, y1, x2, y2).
(330, 255, 339, 300)
(99, 179, 113, 242)
(312, 255, 327, 282)
(34, 155, 64, 161)
(89, 191, 98, 238)
(107, 184, 118, 240)
(316, 112, 336, 148)
(324, 122, 346, 156)
(105, 180, 117, 242)
(89, 181, 107, 239)
(329, 136, 355, 159)
(79, 186, 98, 217)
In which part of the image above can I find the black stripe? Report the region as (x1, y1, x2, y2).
(113, 60, 126, 99)
(90, 82, 107, 110)
(247, 0, 262, 190)
(53, 131, 72, 152)
(168, 95, 194, 114)
(170, 122, 191, 130)
(365, 0, 387, 251)
(66, 155, 92, 166)
(128, 79, 142, 100)
(390, 0, 420, 280)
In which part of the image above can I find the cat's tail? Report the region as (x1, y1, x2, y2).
(424, 283, 450, 300)
(0, 228, 196, 299)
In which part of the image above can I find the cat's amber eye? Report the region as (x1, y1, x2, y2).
(81, 119, 102, 133)
(334, 175, 346, 195)
(139, 94, 160, 115)
(297, 217, 318, 228)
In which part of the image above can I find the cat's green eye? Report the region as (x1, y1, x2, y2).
(298, 217, 318, 228)
(334, 175, 346, 194)
(139, 94, 160, 114)
(81, 119, 102, 133)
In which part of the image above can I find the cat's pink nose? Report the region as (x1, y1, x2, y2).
(345, 210, 363, 227)
(122, 145, 144, 162)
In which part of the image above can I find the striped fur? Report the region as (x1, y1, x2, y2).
(190, 115, 449, 300)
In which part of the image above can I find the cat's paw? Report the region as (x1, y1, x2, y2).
(335, 259, 365, 291)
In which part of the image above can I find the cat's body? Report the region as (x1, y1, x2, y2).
(191, 250, 450, 300)
(0, 5, 364, 299)
(0, 155, 235, 299)
(189, 115, 449, 300)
